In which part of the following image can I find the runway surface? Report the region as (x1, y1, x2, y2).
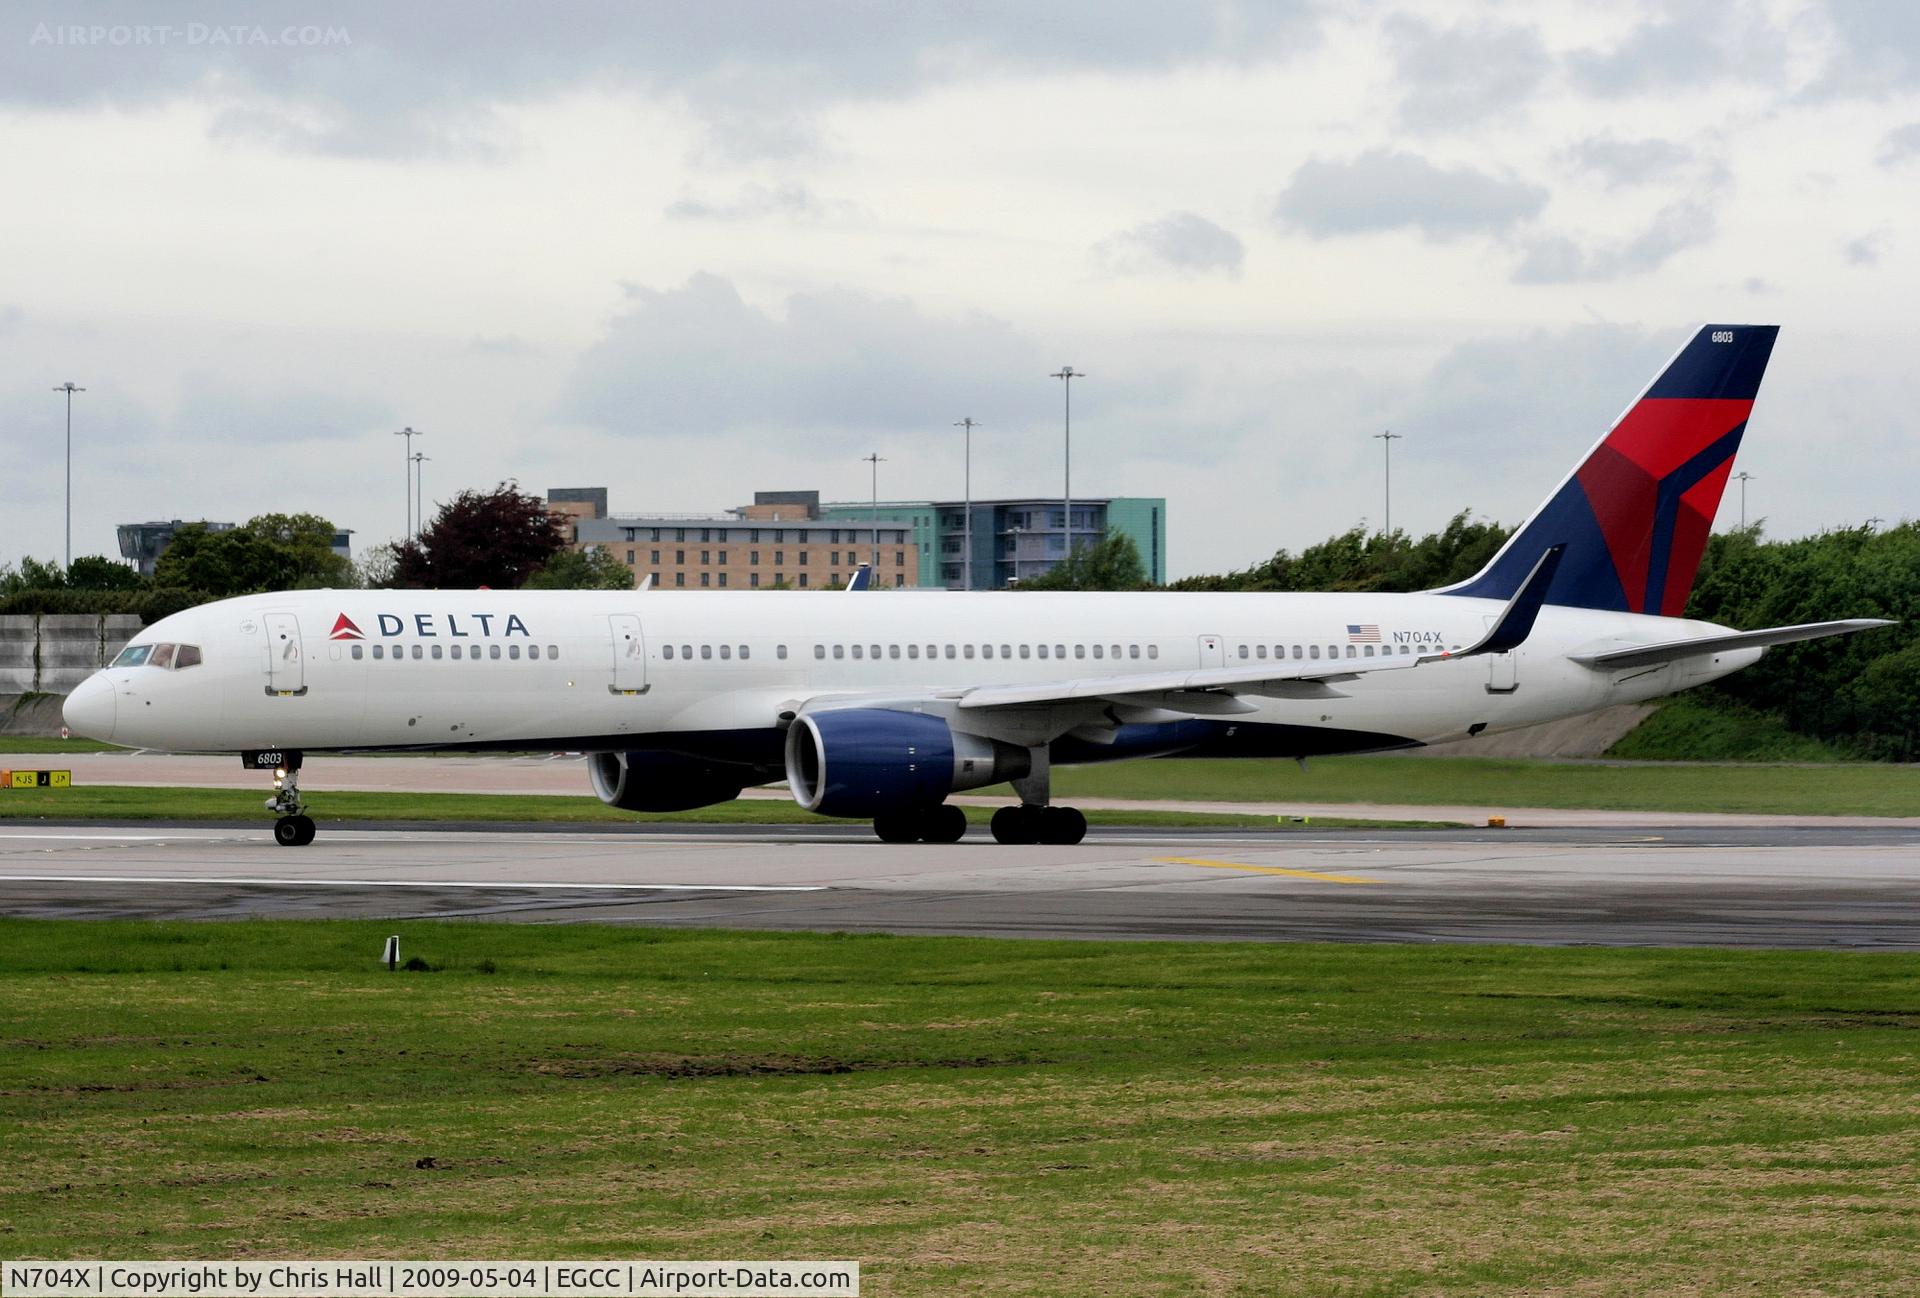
(4, 820, 1918, 948)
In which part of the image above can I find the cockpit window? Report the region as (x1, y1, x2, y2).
(111, 644, 152, 668)
(175, 644, 203, 669)
(149, 643, 176, 669)
(110, 642, 203, 669)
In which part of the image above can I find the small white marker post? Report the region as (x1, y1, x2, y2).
(382, 936, 399, 971)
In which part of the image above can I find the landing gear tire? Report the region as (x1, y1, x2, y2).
(274, 814, 316, 847)
(922, 804, 968, 843)
(1039, 806, 1088, 846)
(990, 804, 1045, 845)
(873, 812, 921, 843)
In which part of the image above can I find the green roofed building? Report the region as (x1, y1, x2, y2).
(818, 494, 1166, 590)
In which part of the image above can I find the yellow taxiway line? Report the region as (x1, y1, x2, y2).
(1157, 856, 1383, 885)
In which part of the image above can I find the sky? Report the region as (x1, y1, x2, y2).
(1, 0, 1915, 581)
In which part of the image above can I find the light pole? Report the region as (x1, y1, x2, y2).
(1051, 367, 1083, 559)
(954, 417, 978, 591)
(411, 452, 430, 539)
(1372, 430, 1402, 535)
(1733, 471, 1754, 529)
(53, 383, 85, 567)
(393, 426, 423, 540)
(862, 452, 885, 579)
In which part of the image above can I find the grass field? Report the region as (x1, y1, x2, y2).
(1015, 754, 1920, 817)
(0, 736, 126, 754)
(2, 921, 1917, 1295)
(0, 785, 1452, 831)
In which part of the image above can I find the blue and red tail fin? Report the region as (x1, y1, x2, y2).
(1438, 324, 1778, 616)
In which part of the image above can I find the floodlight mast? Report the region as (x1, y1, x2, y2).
(53, 382, 85, 568)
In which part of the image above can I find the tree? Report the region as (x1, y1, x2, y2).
(1015, 530, 1150, 591)
(524, 546, 636, 590)
(389, 482, 567, 589)
(65, 556, 148, 590)
(1, 557, 69, 593)
(153, 515, 351, 597)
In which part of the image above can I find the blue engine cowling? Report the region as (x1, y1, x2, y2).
(589, 749, 744, 813)
(785, 708, 1029, 818)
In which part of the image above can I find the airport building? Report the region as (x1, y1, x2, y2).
(554, 487, 1165, 590)
(817, 494, 1166, 589)
(564, 491, 917, 590)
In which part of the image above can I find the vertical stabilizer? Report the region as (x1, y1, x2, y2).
(1439, 324, 1777, 614)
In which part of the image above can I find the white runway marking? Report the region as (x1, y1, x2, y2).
(0, 832, 244, 841)
(0, 875, 825, 893)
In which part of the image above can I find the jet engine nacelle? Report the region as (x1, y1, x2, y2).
(588, 749, 744, 813)
(785, 708, 1030, 818)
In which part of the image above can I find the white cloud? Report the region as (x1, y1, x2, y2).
(1385, 16, 1551, 132)
(1092, 212, 1244, 278)
(1512, 199, 1718, 283)
(1274, 149, 1548, 241)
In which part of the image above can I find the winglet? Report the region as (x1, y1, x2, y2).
(1453, 545, 1564, 658)
(845, 564, 873, 592)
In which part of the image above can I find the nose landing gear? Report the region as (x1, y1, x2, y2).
(260, 758, 316, 847)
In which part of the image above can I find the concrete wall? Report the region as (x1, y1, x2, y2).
(0, 614, 141, 694)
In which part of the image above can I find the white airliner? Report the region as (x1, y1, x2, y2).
(63, 325, 1887, 846)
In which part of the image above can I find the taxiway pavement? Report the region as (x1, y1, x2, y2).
(3, 821, 1917, 948)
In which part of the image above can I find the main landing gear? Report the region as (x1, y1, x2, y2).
(872, 804, 968, 844)
(266, 764, 316, 847)
(989, 804, 1087, 846)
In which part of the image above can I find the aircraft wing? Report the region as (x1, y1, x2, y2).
(1571, 618, 1894, 670)
(951, 544, 1564, 711)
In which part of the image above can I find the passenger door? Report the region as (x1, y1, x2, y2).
(609, 614, 649, 695)
(263, 611, 306, 696)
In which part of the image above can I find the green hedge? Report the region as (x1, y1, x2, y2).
(0, 588, 216, 623)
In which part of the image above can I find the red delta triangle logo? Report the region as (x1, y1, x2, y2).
(329, 614, 365, 641)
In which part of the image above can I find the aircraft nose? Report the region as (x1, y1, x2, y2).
(63, 673, 117, 741)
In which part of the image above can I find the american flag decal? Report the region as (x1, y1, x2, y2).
(1346, 624, 1381, 643)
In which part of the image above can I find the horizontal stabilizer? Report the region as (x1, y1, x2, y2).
(1572, 619, 1894, 670)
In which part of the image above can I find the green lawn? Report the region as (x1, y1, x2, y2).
(2, 921, 1917, 1295)
(0, 736, 127, 754)
(1012, 754, 1920, 817)
(0, 785, 1451, 831)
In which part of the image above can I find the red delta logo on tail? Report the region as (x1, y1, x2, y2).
(1440, 325, 1778, 617)
(329, 614, 364, 641)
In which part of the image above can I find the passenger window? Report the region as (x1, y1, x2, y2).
(111, 644, 153, 668)
(1111, 645, 1121, 659)
(1255, 645, 1267, 659)
(1093, 645, 1104, 659)
(1346, 645, 1356, 659)
(1237, 645, 1248, 660)
(1038, 644, 1049, 659)
(1309, 645, 1320, 660)
(870, 645, 881, 659)
(814, 645, 825, 659)
(945, 645, 956, 659)
(432, 645, 445, 660)
(1019, 645, 1030, 659)
(451, 644, 463, 660)
(549, 645, 559, 659)
(982, 645, 993, 659)
(372, 645, 384, 660)
(1147, 645, 1158, 660)
(489, 645, 502, 660)
(719, 645, 731, 660)
(833, 645, 845, 659)
(701, 645, 713, 660)
(664, 645, 675, 660)
(150, 643, 176, 669)
(1363, 645, 1374, 657)
(1001, 644, 1012, 658)
(852, 645, 864, 659)
(1130, 645, 1140, 659)
(350, 645, 363, 661)
(908, 644, 920, 659)
(1075, 645, 1086, 659)
(1056, 644, 1067, 658)
(963, 645, 975, 659)
(926, 645, 937, 659)
(777, 645, 788, 659)
(681, 644, 692, 659)
(509, 645, 521, 660)
(889, 645, 900, 659)
(1293, 646, 1303, 660)
(739, 645, 750, 660)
